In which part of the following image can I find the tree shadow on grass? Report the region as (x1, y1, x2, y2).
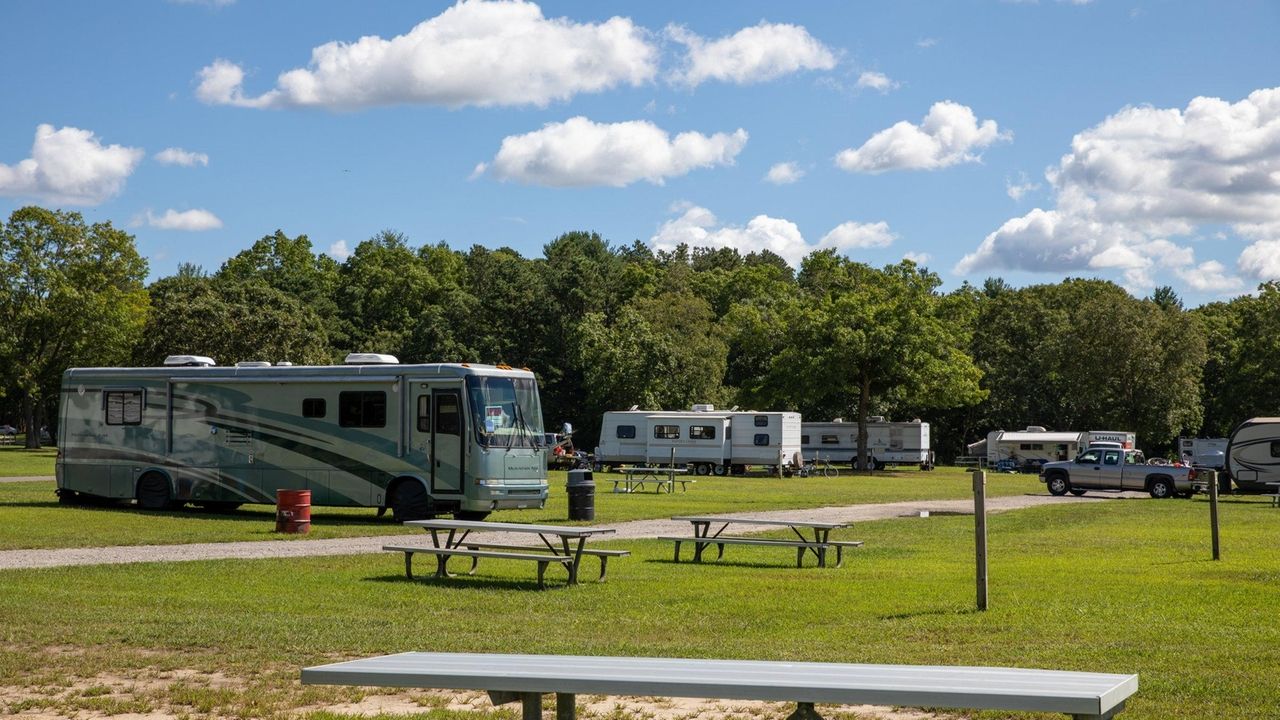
(646, 557, 840, 570)
(364, 573, 574, 591)
(39, 500, 397, 527)
(878, 607, 983, 621)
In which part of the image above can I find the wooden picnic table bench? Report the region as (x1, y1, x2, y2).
(613, 466, 692, 494)
(662, 516, 862, 568)
(390, 519, 620, 588)
(302, 651, 1139, 720)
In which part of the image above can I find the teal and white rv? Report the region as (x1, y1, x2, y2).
(55, 354, 549, 519)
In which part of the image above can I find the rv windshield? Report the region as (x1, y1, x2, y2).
(465, 375, 544, 448)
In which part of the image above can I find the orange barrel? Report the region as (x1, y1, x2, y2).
(275, 489, 312, 534)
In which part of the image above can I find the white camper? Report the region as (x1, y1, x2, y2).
(801, 418, 933, 470)
(595, 407, 801, 475)
(1179, 437, 1228, 469)
(984, 427, 1137, 467)
(1226, 418, 1280, 492)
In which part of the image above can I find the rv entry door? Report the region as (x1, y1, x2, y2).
(431, 389, 464, 494)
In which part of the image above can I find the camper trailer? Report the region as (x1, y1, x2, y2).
(55, 354, 550, 520)
(1226, 418, 1280, 492)
(983, 427, 1136, 468)
(595, 407, 801, 475)
(801, 418, 933, 470)
(1180, 437, 1228, 469)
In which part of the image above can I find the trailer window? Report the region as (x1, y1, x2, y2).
(654, 425, 680, 439)
(753, 433, 769, 446)
(104, 390, 143, 426)
(302, 398, 326, 418)
(690, 425, 716, 440)
(416, 395, 430, 432)
(754, 415, 768, 427)
(1272, 441, 1280, 458)
(801, 435, 809, 444)
(821, 434, 838, 444)
(339, 391, 386, 428)
(616, 425, 636, 439)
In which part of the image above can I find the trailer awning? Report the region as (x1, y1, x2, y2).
(996, 432, 1082, 444)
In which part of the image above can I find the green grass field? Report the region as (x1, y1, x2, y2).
(0, 467, 1044, 550)
(0, 443, 56, 476)
(1, 495, 1278, 719)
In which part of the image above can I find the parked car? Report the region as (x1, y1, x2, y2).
(1039, 447, 1198, 499)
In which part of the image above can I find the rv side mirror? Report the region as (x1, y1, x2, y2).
(561, 422, 573, 436)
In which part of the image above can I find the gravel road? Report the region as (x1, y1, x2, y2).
(0, 475, 53, 483)
(0, 491, 1144, 570)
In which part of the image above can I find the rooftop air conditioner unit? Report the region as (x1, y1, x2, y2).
(344, 353, 399, 365)
(691, 404, 715, 412)
(163, 355, 216, 367)
(869, 416, 886, 423)
(235, 361, 272, 368)
(1025, 425, 1047, 432)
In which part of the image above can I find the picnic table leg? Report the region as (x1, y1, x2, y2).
(403, 551, 414, 579)
(672, 540, 683, 563)
(796, 546, 804, 568)
(568, 537, 587, 584)
(434, 554, 453, 578)
(521, 692, 542, 720)
(597, 555, 609, 581)
(556, 693, 576, 720)
(786, 702, 823, 720)
(537, 560, 549, 589)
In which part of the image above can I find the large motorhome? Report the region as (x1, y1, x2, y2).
(977, 427, 1136, 466)
(595, 406, 802, 475)
(55, 354, 550, 519)
(801, 418, 933, 470)
(1226, 418, 1280, 493)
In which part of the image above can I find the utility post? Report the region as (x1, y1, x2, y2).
(973, 469, 988, 611)
(1207, 470, 1220, 561)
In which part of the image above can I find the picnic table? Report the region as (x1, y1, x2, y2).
(661, 515, 862, 568)
(387, 519, 625, 588)
(1265, 482, 1280, 507)
(301, 651, 1139, 720)
(613, 466, 693, 494)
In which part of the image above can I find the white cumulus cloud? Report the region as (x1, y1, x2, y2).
(856, 71, 898, 92)
(1005, 171, 1041, 201)
(0, 124, 144, 205)
(484, 117, 747, 187)
(195, 1, 657, 110)
(835, 101, 1010, 173)
(143, 209, 223, 231)
(667, 21, 836, 87)
(155, 147, 209, 167)
(328, 240, 352, 261)
(764, 162, 804, 184)
(957, 87, 1280, 294)
(903, 251, 932, 264)
(650, 204, 895, 267)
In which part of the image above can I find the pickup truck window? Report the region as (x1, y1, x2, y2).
(1077, 450, 1102, 464)
(1103, 450, 1121, 465)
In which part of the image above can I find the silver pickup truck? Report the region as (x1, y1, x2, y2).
(1039, 446, 1198, 499)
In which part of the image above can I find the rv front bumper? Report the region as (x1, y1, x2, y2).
(465, 483, 548, 511)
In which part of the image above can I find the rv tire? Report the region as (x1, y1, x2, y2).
(695, 463, 710, 476)
(712, 463, 727, 476)
(137, 472, 178, 511)
(390, 479, 433, 521)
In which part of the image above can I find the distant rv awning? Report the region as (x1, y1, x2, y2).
(997, 432, 1082, 444)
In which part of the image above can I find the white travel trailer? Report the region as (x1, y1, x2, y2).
(1226, 418, 1280, 493)
(595, 407, 801, 475)
(1179, 437, 1228, 469)
(55, 354, 550, 520)
(983, 427, 1136, 466)
(801, 418, 933, 470)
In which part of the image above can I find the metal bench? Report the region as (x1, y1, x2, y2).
(460, 543, 631, 582)
(658, 536, 862, 568)
(383, 544, 575, 589)
(302, 651, 1139, 720)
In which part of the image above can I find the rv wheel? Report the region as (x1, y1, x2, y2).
(391, 480, 432, 521)
(695, 463, 710, 476)
(712, 464, 727, 476)
(136, 473, 177, 510)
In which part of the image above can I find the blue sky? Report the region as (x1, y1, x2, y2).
(2, 0, 1278, 304)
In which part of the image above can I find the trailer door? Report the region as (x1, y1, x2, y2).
(432, 389, 464, 493)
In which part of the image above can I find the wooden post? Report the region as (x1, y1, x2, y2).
(1208, 470, 1220, 561)
(669, 447, 677, 490)
(973, 469, 988, 611)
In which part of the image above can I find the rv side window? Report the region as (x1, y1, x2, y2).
(1272, 441, 1280, 458)
(616, 425, 636, 439)
(339, 391, 386, 428)
(801, 435, 809, 444)
(754, 415, 768, 427)
(435, 393, 461, 436)
(690, 425, 716, 440)
(416, 395, 430, 432)
(821, 434, 838, 444)
(753, 433, 769, 446)
(104, 390, 143, 426)
(654, 425, 680, 439)
(302, 398, 326, 418)
(1020, 443, 1044, 451)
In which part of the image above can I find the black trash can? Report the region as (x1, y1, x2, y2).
(566, 469, 595, 521)
(1218, 470, 1232, 495)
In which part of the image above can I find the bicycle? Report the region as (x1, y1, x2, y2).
(799, 455, 840, 478)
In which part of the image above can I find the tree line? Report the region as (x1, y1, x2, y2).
(2, 205, 1275, 461)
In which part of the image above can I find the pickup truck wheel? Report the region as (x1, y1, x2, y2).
(1046, 475, 1070, 496)
(1069, 488, 1087, 496)
(1148, 478, 1174, 499)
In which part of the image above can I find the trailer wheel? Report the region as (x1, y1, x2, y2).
(712, 464, 727, 476)
(390, 479, 433, 521)
(695, 463, 710, 476)
(136, 472, 177, 511)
